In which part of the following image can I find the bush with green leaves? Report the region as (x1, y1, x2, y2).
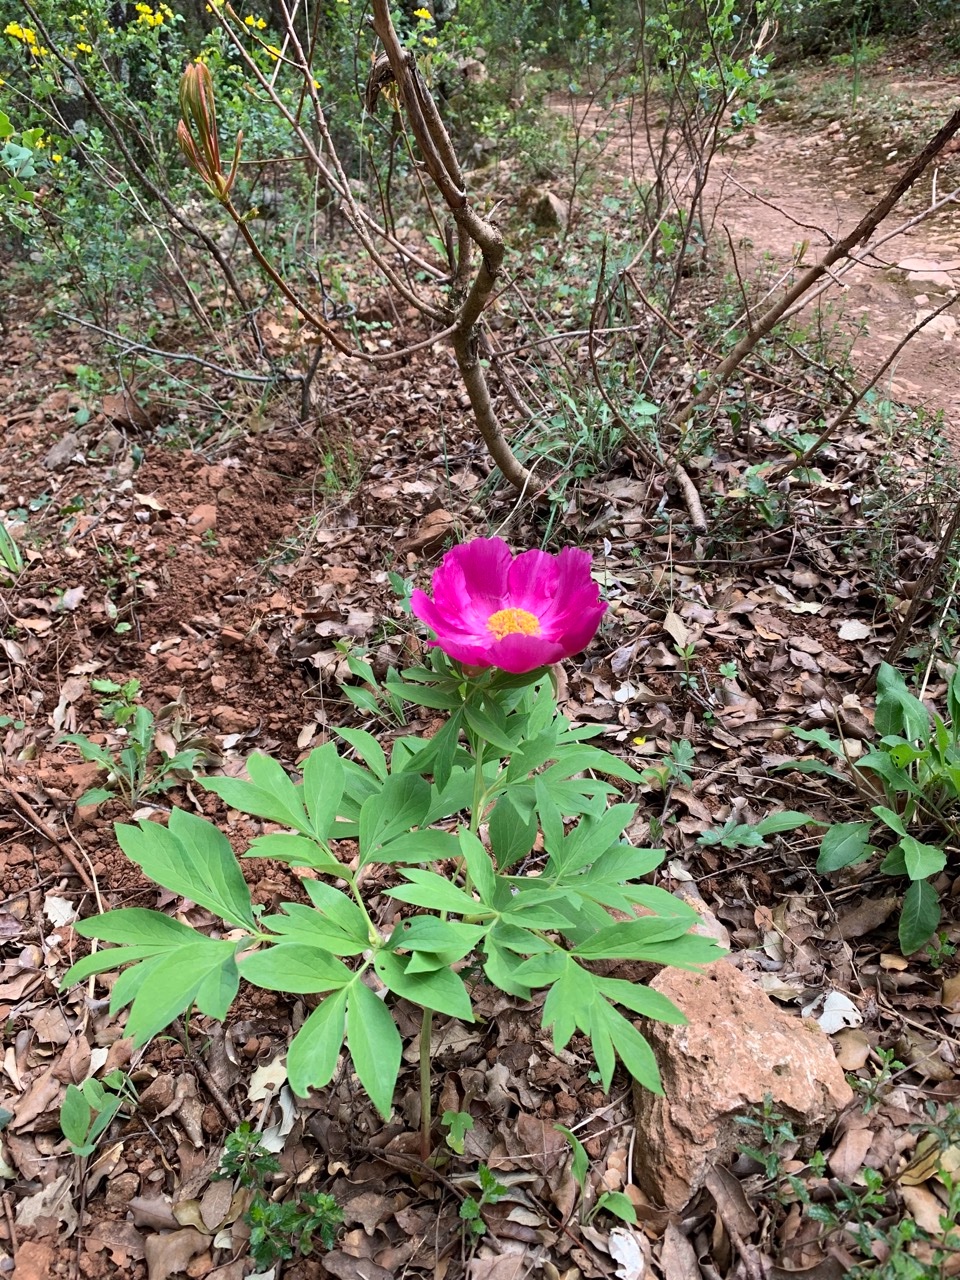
(785, 662, 960, 955)
(63, 650, 722, 1148)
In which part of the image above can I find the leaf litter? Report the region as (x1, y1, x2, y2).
(2, 67, 960, 1280)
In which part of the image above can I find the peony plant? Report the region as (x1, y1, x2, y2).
(63, 540, 723, 1157)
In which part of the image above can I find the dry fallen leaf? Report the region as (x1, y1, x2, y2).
(144, 1227, 208, 1280)
(663, 609, 689, 648)
(609, 1226, 647, 1279)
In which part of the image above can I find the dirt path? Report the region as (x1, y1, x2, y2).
(715, 109, 960, 421)
(573, 74, 960, 426)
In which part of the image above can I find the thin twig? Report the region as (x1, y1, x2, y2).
(0, 778, 95, 891)
(172, 1019, 241, 1128)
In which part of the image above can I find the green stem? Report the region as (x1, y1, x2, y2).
(420, 1007, 433, 1162)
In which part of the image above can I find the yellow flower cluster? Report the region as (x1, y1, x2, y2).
(134, 2, 174, 27)
(75, 41, 92, 52)
(4, 21, 49, 56)
(243, 14, 267, 28)
(413, 6, 432, 17)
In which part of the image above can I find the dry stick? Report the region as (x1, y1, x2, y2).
(369, 0, 533, 494)
(672, 102, 960, 430)
(0, 778, 95, 892)
(217, 2, 449, 317)
(778, 182, 960, 326)
(768, 291, 960, 483)
(171, 1018, 241, 1128)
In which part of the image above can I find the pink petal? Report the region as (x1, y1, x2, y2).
(426, 634, 498, 668)
(505, 548, 559, 615)
(541, 600, 607, 656)
(491, 633, 565, 673)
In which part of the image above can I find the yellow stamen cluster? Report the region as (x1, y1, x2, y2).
(486, 607, 541, 641)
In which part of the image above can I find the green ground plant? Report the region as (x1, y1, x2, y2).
(458, 1165, 508, 1238)
(555, 1124, 638, 1226)
(60, 1070, 138, 1158)
(213, 1123, 343, 1270)
(783, 662, 960, 955)
(739, 1096, 960, 1278)
(60, 678, 203, 806)
(62, 647, 722, 1160)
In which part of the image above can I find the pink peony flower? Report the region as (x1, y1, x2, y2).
(410, 537, 607, 674)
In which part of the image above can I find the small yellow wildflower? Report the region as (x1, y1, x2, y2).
(52, 153, 62, 162)
(413, 6, 432, 18)
(265, 43, 281, 59)
(35, 135, 45, 147)
(8, 23, 38, 45)
(421, 34, 437, 46)
(76, 41, 92, 52)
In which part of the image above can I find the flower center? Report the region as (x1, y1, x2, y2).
(486, 607, 541, 641)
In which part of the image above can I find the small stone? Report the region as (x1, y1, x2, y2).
(187, 503, 217, 535)
(633, 961, 853, 1210)
(41, 431, 82, 471)
(530, 189, 566, 230)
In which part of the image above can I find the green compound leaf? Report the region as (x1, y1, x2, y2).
(336, 727, 388, 782)
(386, 916, 485, 957)
(239, 944, 352, 994)
(301, 743, 346, 840)
(115, 812, 255, 929)
(245, 832, 340, 872)
(201, 758, 312, 836)
(374, 951, 475, 1022)
(103, 938, 240, 1045)
(458, 827, 496, 905)
(287, 990, 348, 1099)
(384, 869, 482, 915)
(260, 901, 369, 956)
(488, 794, 538, 870)
(358, 772, 431, 867)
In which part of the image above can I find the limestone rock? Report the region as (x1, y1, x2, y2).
(529, 189, 566, 231)
(633, 961, 853, 1210)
